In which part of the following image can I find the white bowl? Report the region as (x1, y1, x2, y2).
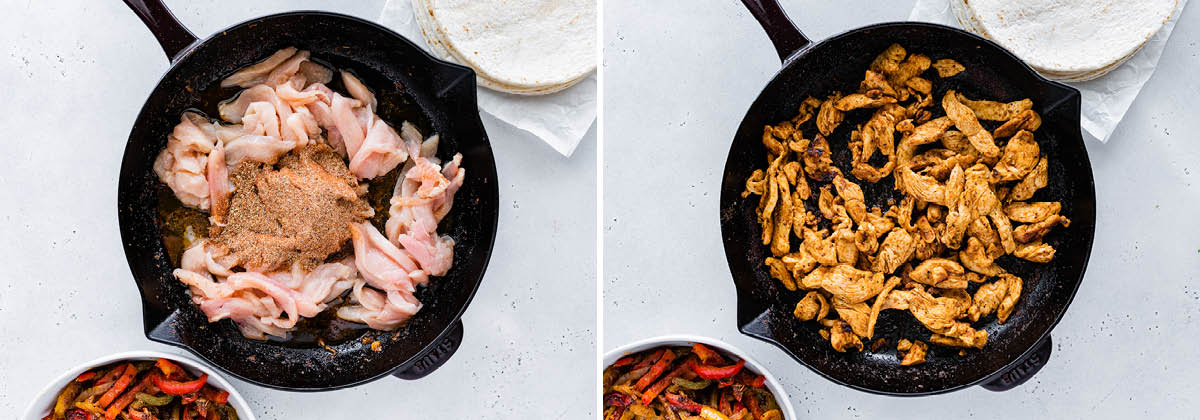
(21, 350, 256, 420)
(603, 335, 796, 420)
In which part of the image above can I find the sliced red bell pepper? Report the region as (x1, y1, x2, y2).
(693, 360, 745, 380)
(747, 374, 766, 388)
(201, 385, 229, 405)
(633, 349, 676, 391)
(97, 364, 137, 407)
(611, 356, 635, 368)
(691, 343, 725, 364)
(641, 358, 695, 405)
(718, 376, 735, 388)
(75, 371, 98, 383)
(664, 393, 703, 414)
(155, 358, 183, 378)
(152, 373, 208, 395)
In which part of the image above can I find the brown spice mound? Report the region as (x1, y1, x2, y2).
(212, 144, 372, 272)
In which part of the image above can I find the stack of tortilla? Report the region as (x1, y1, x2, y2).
(411, 0, 596, 95)
(952, 0, 1178, 82)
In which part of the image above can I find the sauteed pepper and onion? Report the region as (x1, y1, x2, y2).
(42, 358, 237, 420)
(603, 344, 783, 420)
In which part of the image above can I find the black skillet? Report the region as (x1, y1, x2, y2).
(719, 0, 1096, 395)
(117, 0, 498, 391)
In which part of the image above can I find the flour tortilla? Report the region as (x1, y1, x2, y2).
(412, 0, 586, 94)
(412, 0, 595, 95)
(952, 0, 1176, 81)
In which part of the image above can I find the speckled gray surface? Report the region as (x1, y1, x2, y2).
(604, 0, 1200, 417)
(0, 0, 595, 418)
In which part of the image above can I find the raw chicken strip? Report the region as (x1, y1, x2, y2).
(337, 222, 428, 330)
(221, 47, 298, 88)
(224, 135, 296, 166)
(336, 280, 421, 330)
(349, 117, 407, 179)
(348, 221, 426, 291)
(241, 101, 281, 139)
(265, 50, 311, 87)
(341, 70, 377, 111)
(206, 142, 232, 226)
(331, 93, 366, 156)
(154, 114, 217, 209)
(173, 241, 361, 340)
(384, 123, 464, 277)
(219, 85, 293, 125)
(298, 61, 333, 86)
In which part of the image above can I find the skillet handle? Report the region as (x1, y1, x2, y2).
(393, 320, 464, 380)
(123, 0, 198, 63)
(981, 335, 1053, 391)
(739, 0, 811, 63)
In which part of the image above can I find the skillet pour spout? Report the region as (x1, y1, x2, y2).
(119, 0, 498, 391)
(722, 0, 1095, 396)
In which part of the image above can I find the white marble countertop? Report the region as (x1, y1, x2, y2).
(604, 0, 1199, 418)
(0, 0, 595, 418)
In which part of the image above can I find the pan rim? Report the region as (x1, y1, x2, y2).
(118, 10, 498, 391)
(721, 20, 1096, 396)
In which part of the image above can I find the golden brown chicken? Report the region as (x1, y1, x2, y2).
(745, 43, 1065, 364)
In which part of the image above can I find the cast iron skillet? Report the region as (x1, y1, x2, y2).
(719, 0, 1096, 395)
(117, 0, 498, 391)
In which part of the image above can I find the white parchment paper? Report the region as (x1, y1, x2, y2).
(379, 0, 596, 157)
(909, 0, 1189, 143)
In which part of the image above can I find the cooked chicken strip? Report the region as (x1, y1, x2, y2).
(908, 258, 967, 289)
(960, 237, 1005, 277)
(794, 291, 827, 321)
(954, 92, 1033, 121)
(1010, 156, 1049, 201)
(992, 130, 1041, 182)
(968, 279, 1007, 322)
(874, 228, 916, 274)
(898, 339, 929, 366)
(834, 92, 898, 111)
(1004, 201, 1061, 223)
(816, 93, 844, 136)
(765, 257, 795, 291)
(943, 91, 1001, 159)
(1013, 215, 1071, 243)
(997, 274, 1023, 324)
(860, 70, 898, 97)
(994, 109, 1042, 138)
(834, 296, 873, 337)
(829, 320, 864, 352)
(832, 175, 867, 224)
(870, 43, 907, 75)
(1014, 241, 1056, 263)
(801, 264, 885, 304)
(933, 58, 965, 77)
(989, 207, 1017, 254)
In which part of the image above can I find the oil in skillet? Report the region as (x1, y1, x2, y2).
(156, 55, 431, 348)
